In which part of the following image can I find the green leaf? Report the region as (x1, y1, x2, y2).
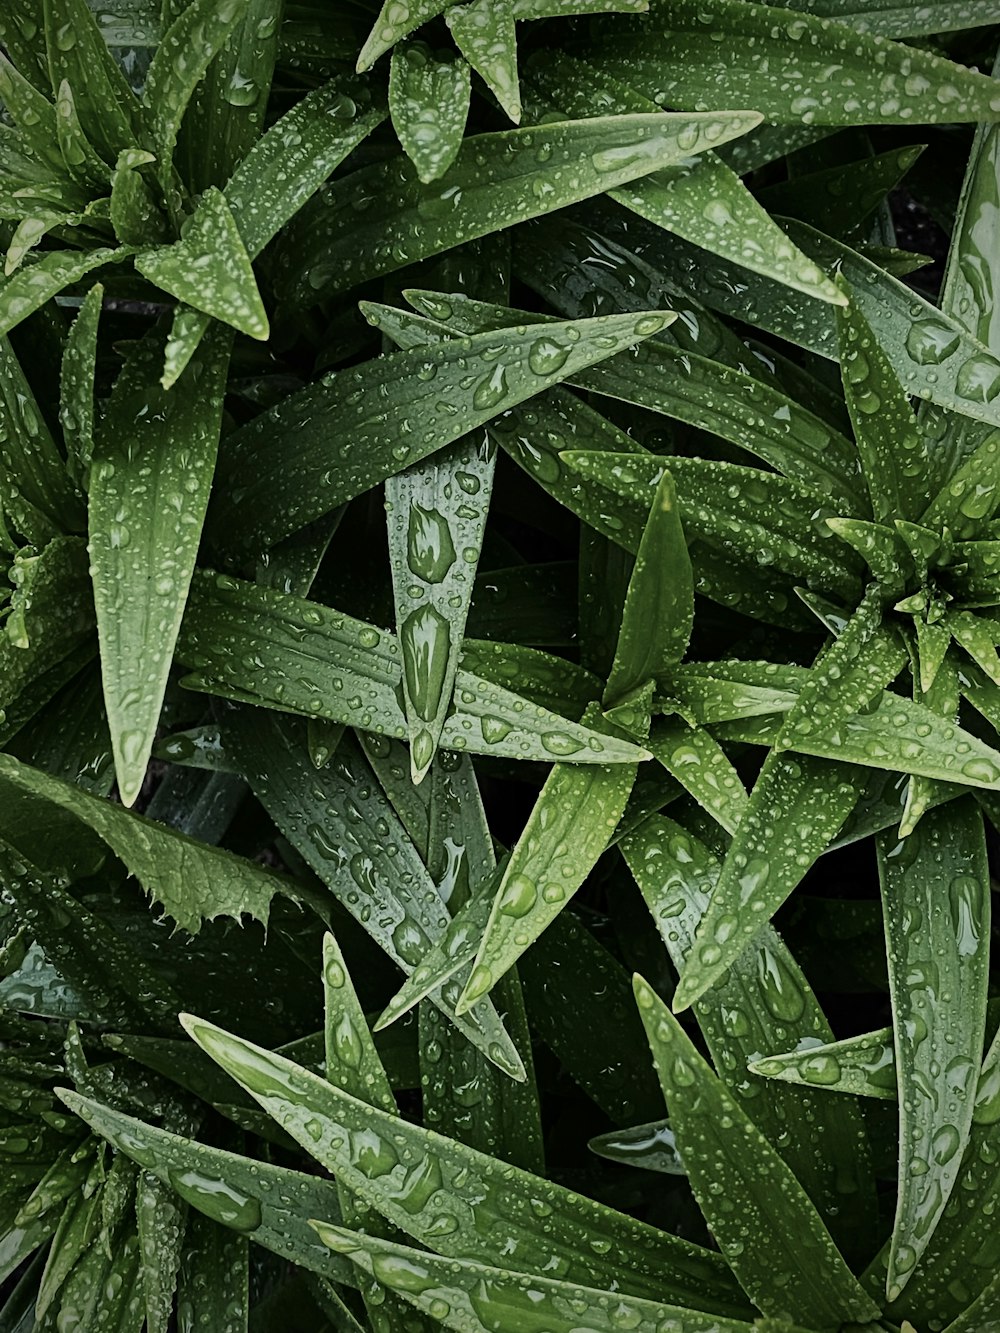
(226, 75, 388, 263)
(180, 1013, 751, 1314)
(171, 0, 281, 194)
(646, 720, 747, 836)
(750, 1026, 897, 1100)
(457, 717, 638, 1012)
(312, 1221, 757, 1333)
(922, 427, 1000, 537)
(386, 433, 497, 782)
(136, 1169, 186, 1333)
(43, 0, 146, 163)
(53, 78, 112, 187)
(633, 977, 881, 1327)
(0, 752, 293, 932)
(89, 324, 232, 806)
(358, 0, 460, 70)
(0, 51, 66, 175)
(560, 452, 860, 599)
(877, 799, 991, 1301)
(837, 279, 930, 522)
(673, 753, 863, 1011)
(775, 585, 907, 752)
(273, 110, 762, 304)
(56, 1090, 356, 1285)
(389, 43, 470, 183)
(135, 188, 268, 339)
(588, 1118, 684, 1175)
(141, 0, 251, 195)
(209, 310, 669, 557)
(604, 469, 692, 710)
(622, 816, 876, 1258)
(447, 0, 520, 122)
(179, 572, 643, 765)
(324, 932, 397, 1114)
(0, 246, 127, 341)
(526, 51, 845, 306)
(771, 0, 1000, 36)
(590, 0, 1000, 125)
(58, 282, 102, 490)
(512, 0, 648, 15)
(403, 290, 863, 504)
(224, 712, 525, 1079)
(109, 147, 168, 246)
(177, 1212, 248, 1333)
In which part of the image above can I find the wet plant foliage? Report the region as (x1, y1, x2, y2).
(4, 1, 1000, 1330)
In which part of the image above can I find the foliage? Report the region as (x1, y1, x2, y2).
(2, 1, 1000, 1331)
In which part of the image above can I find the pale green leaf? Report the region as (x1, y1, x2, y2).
(389, 43, 470, 183)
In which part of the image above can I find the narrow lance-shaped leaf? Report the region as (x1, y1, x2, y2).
(458, 707, 638, 1014)
(89, 324, 232, 806)
(59, 282, 102, 490)
(389, 43, 470, 183)
(180, 1013, 752, 1315)
(634, 977, 881, 1327)
(223, 711, 525, 1080)
(163, 77, 387, 387)
(0, 247, 129, 342)
(750, 1026, 898, 1100)
(208, 310, 670, 557)
(0, 336, 84, 542)
(178, 572, 643, 766)
(673, 753, 863, 1011)
(837, 279, 930, 522)
(136, 1168, 187, 1333)
(385, 432, 497, 782)
(273, 110, 763, 305)
(622, 817, 877, 1259)
(877, 800, 991, 1302)
(177, 1212, 248, 1333)
(774, 585, 907, 752)
(312, 1222, 757, 1333)
(401, 289, 863, 504)
(43, 0, 147, 162)
(135, 188, 269, 340)
(56, 1091, 357, 1286)
(446, 0, 521, 122)
(646, 720, 747, 836)
(525, 51, 844, 306)
(141, 0, 251, 203)
(588, 0, 1000, 126)
(358, 0, 461, 70)
(605, 468, 692, 714)
(769, 0, 1000, 37)
(560, 451, 860, 599)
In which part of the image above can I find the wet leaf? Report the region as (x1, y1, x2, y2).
(623, 816, 876, 1258)
(750, 1026, 897, 1100)
(526, 51, 844, 305)
(179, 571, 643, 765)
(389, 42, 470, 183)
(447, 0, 520, 122)
(57, 1090, 356, 1285)
(0, 247, 127, 341)
(457, 711, 638, 1013)
(589, 0, 1000, 125)
(224, 710, 525, 1079)
(210, 309, 667, 555)
(877, 800, 991, 1301)
(0, 753, 294, 932)
(177, 1211, 248, 1333)
(604, 469, 692, 712)
(273, 110, 763, 304)
(313, 1221, 757, 1333)
(672, 753, 863, 1011)
(646, 720, 747, 835)
(634, 976, 881, 1326)
(135, 188, 268, 339)
(88, 324, 232, 806)
(181, 1013, 752, 1314)
(58, 282, 102, 490)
